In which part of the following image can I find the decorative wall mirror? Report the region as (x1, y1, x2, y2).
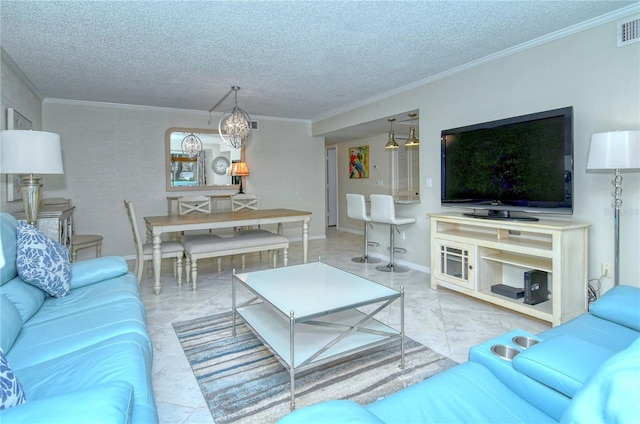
(165, 127, 244, 191)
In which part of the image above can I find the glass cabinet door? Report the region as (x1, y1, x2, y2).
(434, 240, 475, 289)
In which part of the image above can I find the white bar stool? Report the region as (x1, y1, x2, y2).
(370, 194, 416, 273)
(346, 194, 381, 263)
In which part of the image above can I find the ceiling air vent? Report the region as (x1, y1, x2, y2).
(618, 17, 640, 47)
(250, 121, 259, 131)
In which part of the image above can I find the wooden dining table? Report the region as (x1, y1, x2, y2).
(144, 208, 312, 294)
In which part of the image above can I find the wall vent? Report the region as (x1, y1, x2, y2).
(250, 121, 259, 131)
(618, 17, 640, 47)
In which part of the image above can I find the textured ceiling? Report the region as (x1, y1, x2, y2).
(0, 1, 636, 124)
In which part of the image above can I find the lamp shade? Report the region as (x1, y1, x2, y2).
(229, 162, 250, 176)
(587, 130, 640, 170)
(0, 130, 64, 174)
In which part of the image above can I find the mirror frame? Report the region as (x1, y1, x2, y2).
(165, 127, 245, 192)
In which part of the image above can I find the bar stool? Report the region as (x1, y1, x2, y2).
(370, 194, 416, 273)
(346, 194, 380, 263)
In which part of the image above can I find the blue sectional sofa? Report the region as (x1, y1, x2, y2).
(278, 284, 640, 423)
(0, 213, 157, 423)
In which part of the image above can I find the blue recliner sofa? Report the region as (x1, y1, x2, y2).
(0, 213, 157, 423)
(278, 283, 640, 423)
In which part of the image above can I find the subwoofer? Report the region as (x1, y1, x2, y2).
(524, 270, 548, 305)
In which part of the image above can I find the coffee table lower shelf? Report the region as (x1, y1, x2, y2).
(235, 302, 404, 409)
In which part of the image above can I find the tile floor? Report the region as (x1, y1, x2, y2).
(137, 228, 550, 424)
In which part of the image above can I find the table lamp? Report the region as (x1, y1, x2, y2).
(586, 130, 639, 286)
(0, 130, 64, 225)
(229, 162, 249, 194)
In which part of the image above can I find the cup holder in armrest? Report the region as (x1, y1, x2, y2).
(512, 336, 540, 349)
(491, 344, 520, 361)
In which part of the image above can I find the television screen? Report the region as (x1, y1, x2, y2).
(441, 107, 573, 219)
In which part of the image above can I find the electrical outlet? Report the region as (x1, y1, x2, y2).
(601, 262, 611, 278)
(401, 231, 406, 240)
(375, 180, 383, 186)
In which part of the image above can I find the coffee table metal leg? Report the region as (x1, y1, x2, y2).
(290, 310, 296, 410)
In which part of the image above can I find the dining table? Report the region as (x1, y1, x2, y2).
(144, 208, 312, 294)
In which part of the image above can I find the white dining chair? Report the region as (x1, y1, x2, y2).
(231, 193, 259, 212)
(231, 193, 271, 266)
(124, 200, 185, 285)
(231, 194, 266, 232)
(178, 195, 212, 214)
(177, 195, 226, 272)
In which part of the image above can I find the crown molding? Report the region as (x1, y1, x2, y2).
(42, 98, 310, 123)
(1, 47, 44, 101)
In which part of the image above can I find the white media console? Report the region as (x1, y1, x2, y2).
(429, 213, 590, 327)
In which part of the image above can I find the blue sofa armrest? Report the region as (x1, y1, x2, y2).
(0, 381, 133, 424)
(70, 257, 129, 289)
(276, 400, 384, 424)
(469, 330, 571, 421)
(365, 361, 556, 423)
(512, 335, 615, 398)
(588, 285, 640, 331)
(561, 337, 640, 423)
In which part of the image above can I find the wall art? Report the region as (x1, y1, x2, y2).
(349, 145, 369, 179)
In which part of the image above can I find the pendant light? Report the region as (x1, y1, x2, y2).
(384, 118, 399, 150)
(181, 133, 202, 158)
(217, 86, 252, 149)
(405, 113, 419, 147)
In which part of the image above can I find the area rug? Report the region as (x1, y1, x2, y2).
(173, 312, 457, 424)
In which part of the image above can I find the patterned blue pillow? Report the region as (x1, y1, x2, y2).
(16, 221, 71, 297)
(0, 347, 26, 410)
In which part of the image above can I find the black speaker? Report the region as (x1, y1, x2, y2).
(524, 270, 548, 305)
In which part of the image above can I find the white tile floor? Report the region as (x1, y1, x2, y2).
(136, 228, 550, 424)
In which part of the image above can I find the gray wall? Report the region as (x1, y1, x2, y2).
(38, 101, 325, 260)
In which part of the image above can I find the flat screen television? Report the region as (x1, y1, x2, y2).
(440, 107, 573, 220)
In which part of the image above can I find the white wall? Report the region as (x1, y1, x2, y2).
(40, 100, 325, 260)
(315, 14, 640, 291)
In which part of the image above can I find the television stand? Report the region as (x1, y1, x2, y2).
(429, 213, 590, 326)
(463, 210, 539, 221)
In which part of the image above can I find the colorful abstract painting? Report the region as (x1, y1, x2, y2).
(349, 145, 369, 179)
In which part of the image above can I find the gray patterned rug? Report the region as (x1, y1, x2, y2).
(173, 312, 457, 424)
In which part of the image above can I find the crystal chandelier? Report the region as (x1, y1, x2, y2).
(217, 86, 252, 149)
(181, 133, 202, 158)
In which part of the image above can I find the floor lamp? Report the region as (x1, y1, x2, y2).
(586, 130, 639, 286)
(0, 130, 64, 225)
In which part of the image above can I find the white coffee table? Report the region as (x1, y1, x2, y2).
(232, 261, 405, 410)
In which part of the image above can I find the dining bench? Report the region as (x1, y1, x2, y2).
(183, 231, 289, 290)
